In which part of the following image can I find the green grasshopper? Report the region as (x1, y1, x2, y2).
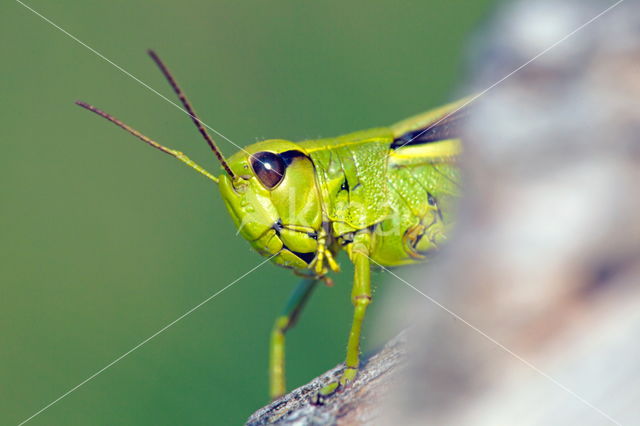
(77, 51, 465, 400)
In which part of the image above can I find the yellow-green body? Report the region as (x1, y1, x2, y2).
(77, 51, 467, 402)
(217, 99, 465, 398)
(219, 100, 463, 278)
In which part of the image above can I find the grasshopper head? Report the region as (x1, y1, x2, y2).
(219, 140, 323, 271)
(77, 52, 328, 273)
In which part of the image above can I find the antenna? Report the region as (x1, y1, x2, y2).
(76, 101, 219, 183)
(147, 50, 236, 179)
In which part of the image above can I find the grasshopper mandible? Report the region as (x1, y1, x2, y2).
(77, 51, 465, 400)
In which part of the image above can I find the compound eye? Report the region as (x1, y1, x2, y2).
(250, 151, 285, 189)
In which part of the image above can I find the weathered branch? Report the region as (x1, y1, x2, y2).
(247, 330, 407, 425)
(384, 1, 640, 425)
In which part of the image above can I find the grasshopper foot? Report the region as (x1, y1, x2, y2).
(312, 366, 358, 405)
(312, 381, 340, 405)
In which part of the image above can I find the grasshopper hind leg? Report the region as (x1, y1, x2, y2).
(402, 199, 447, 260)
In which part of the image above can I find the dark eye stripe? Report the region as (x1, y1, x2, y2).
(251, 151, 285, 189)
(279, 149, 308, 166)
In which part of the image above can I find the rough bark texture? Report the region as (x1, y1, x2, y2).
(249, 0, 640, 424)
(385, 1, 640, 425)
(246, 331, 407, 426)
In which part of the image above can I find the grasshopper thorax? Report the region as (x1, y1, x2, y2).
(219, 140, 325, 271)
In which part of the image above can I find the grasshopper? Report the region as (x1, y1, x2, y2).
(77, 51, 465, 400)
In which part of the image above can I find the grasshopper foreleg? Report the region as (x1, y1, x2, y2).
(270, 277, 319, 399)
(318, 231, 372, 398)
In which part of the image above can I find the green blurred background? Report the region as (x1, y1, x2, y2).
(1, 1, 497, 424)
